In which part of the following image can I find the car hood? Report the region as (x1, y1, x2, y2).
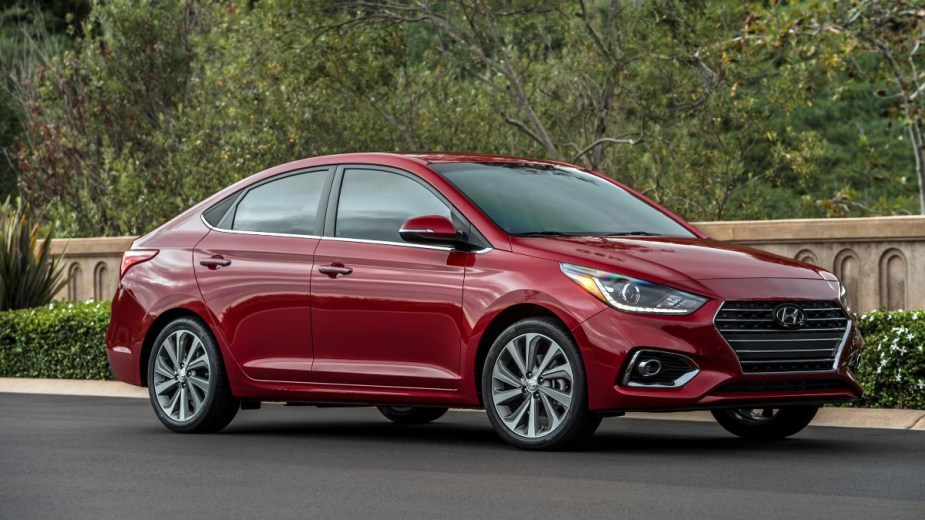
(511, 236, 836, 297)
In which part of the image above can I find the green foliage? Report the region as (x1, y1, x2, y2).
(12, 0, 206, 235)
(0, 88, 19, 199)
(0, 197, 69, 311)
(0, 300, 111, 380)
(856, 310, 925, 410)
(5, 0, 924, 236)
(0, 1, 91, 201)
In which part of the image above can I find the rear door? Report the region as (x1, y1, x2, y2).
(194, 168, 333, 382)
(310, 166, 467, 389)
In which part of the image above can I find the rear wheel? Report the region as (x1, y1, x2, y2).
(376, 406, 448, 424)
(711, 405, 818, 440)
(148, 317, 239, 433)
(482, 318, 601, 450)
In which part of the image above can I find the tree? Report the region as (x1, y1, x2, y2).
(785, 0, 925, 214)
(337, 1, 648, 170)
(0, 1, 90, 201)
(8, 0, 923, 236)
(838, 1, 925, 214)
(12, 0, 209, 235)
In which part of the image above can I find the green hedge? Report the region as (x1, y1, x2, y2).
(0, 300, 112, 379)
(855, 310, 925, 409)
(0, 302, 923, 409)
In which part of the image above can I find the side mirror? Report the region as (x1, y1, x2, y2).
(399, 215, 461, 247)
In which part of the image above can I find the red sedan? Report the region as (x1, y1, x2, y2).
(106, 153, 863, 449)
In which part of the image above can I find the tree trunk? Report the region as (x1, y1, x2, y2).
(909, 117, 925, 215)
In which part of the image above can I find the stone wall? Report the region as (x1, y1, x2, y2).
(695, 216, 924, 313)
(49, 237, 134, 303)
(50, 216, 925, 312)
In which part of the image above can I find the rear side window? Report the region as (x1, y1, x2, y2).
(202, 194, 237, 227)
(232, 171, 329, 235)
(335, 169, 450, 243)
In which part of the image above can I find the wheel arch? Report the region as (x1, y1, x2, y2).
(472, 303, 573, 406)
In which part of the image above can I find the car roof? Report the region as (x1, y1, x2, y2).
(304, 151, 569, 164)
(400, 152, 567, 166)
(254, 152, 581, 178)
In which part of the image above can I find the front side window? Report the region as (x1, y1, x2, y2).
(335, 169, 451, 243)
(232, 171, 328, 235)
(431, 162, 694, 237)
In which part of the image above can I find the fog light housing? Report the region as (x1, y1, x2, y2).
(620, 349, 699, 388)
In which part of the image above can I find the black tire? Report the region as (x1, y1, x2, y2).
(376, 406, 449, 424)
(711, 405, 819, 440)
(482, 317, 601, 450)
(147, 317, 239, 433)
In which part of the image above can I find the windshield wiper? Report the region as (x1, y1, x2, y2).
(512, 231, 665, 237)
(593, 231, 663, 237)
(511, 231, 575, 237)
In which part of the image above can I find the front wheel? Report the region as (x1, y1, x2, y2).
(482, 318, 601, 450)
(148, 317, 239, 433)
(711, 406, 818, 440)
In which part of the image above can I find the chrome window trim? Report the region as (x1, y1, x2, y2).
(202, 214, 494, 253)
(200, 214, 321, 240)
(323, 235, 451, 251)
(322, 235, 494, 254)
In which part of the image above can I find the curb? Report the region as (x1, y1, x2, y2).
(0, 378, 148, 399)
(2, 378, 924, 431)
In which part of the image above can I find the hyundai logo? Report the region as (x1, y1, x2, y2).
(774, 304, 807, 329)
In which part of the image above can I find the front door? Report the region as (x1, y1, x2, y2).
(311, 167, 466, 389)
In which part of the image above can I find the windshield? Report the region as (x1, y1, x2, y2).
(430, 162, 695, 237)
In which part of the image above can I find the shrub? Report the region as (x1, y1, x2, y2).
(0, 301, 923, 408)
(0, 197, 69, 311)
(855, 310, 925, 409)
(0, 300, 111, 379)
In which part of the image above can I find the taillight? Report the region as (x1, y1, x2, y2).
(120, 249, 159, 279)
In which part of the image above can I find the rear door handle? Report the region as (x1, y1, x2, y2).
(319, 266, 353, 278)
(200, 257, 232, 269)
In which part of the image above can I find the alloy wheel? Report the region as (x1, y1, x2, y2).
(489, 332, 574, 439)
(152, 329, 212, 423)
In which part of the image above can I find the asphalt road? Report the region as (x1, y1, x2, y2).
(1, 393, 923, 520)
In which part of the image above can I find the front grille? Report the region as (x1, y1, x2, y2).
(715, 300, 849, 373)
(714, 379, 851, 393)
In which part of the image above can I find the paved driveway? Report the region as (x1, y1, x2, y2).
(1, 393, 923, 519)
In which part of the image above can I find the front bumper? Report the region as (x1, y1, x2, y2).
(574, 299, 864, 412)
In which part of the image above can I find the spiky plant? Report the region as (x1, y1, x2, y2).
(0, 197, 70, 311)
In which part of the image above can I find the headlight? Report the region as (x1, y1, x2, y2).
(560, 263, 707, 315)
(839, 282, 850, 311)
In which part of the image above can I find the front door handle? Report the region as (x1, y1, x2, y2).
(200, 257, 232, 269)
(319, 265, 353, 278)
